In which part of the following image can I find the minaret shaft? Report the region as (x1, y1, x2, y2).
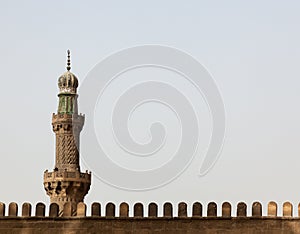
(52, 112, 83, 171)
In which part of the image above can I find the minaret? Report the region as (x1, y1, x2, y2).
(44, 50, 91, 216)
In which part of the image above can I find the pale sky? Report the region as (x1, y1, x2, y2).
(0, 0, 300, 216)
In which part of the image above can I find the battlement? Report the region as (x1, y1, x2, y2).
(0, 201, 298, 218)
(1, 201, 300, 233)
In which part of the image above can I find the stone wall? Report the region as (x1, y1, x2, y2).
(0, 201, 299, 233)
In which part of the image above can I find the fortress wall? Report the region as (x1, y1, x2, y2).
(0, 201, 300, 233)
(0, 217, 300, 234)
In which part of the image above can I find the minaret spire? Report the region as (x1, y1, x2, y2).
(67, 49, 71, 71)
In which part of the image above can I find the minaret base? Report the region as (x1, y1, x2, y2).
(44, 170, 91, 216)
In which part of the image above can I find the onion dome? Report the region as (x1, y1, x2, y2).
(58, 50, 78, 94)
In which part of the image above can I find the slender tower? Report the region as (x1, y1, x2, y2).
(44, 50, 91, 215)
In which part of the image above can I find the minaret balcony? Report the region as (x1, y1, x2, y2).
(43, 169, 91, 184)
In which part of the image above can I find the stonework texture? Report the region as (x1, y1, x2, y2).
(0, 217, 299, 234)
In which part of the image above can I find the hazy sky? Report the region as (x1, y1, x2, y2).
(1, 1, 300, 216)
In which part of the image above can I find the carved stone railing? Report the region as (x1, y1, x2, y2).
(43, 170, 91, 183)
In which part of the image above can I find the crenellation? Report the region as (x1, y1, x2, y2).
(134, 203, 144, 217)
(222, 202, 231, 217)
(148, 203, 158, 217)
(120, 202, 129, 217)
(91, 202, 101, 216)
(178, 202, 187, 217)
(63, 202, 72, 217)
(192, 202, 202, 217)
(35, 203, 45, 217)
(106, 202, 116, 217)
(49, 203, 59, 217)
(21, 203, 31, 217)
(0, 202, 5, 216)
(77, 202, 86, 217)
(8, 202, 18, 217)
(252, 202, 262, 217)
(207, 202, 217, 217)
(237, 202, 247, 217)
(268, 201, 277, 217)
(283, 201, 293, 217)
(163, 202, 173, 217)
(0, 202, 300, 218)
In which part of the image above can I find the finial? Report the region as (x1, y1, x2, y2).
(67, 50, 71, 71)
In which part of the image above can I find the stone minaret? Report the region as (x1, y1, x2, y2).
(44, 50, 91, 216)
